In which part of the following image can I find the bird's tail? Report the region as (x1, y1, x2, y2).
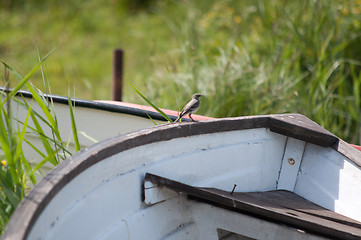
(174, 113, 184, 122)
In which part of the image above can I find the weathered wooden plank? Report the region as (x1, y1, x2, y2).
(269, 114, 338, 147)
(145, 173, 361, 240)
(332, 139, 361, 167)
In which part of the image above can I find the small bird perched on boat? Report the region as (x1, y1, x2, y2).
(174, 93, 202, 122)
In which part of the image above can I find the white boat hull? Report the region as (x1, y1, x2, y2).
(3, 114, 361, 240)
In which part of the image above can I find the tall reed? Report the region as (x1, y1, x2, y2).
(0, 52, 80, 234)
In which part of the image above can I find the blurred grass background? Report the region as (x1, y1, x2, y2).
(1, 0, 361, 143)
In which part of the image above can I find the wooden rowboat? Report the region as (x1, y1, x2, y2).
(3, 114, 361, 239)
(5, 88, 209, 151)
(1, 88, 211, 177)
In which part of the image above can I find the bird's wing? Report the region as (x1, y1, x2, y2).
(180, 99, 197, 116)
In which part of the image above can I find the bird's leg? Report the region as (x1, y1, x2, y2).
(189, 114, 195, 122)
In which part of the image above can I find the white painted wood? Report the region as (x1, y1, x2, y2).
(10, 96, 162, 178)
(144, 181, 180, 205)
(294, 143, 361, 222)
(27, 128, 288, 240)
(277, 138, 305, 191)
(11, 96, 162, 147)
(190, 201, 328, 240)
(20, 125, 361, 240)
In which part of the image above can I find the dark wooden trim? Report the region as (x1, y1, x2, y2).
(0, 87, 181, 122)
(332, 139, 361, 167)
(3, 113, 359, 240)
(145, 173, 361, 240)
(269, 114, 338, 147)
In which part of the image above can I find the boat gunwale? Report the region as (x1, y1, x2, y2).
(0, 87, 182, 122)
(2, 113, 361, 240)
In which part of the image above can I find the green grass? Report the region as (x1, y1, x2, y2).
(1, 0, 361, 144)
(0, 55, 80, 234)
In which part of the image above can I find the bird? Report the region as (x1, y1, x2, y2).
(174, 93, 202, 122)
